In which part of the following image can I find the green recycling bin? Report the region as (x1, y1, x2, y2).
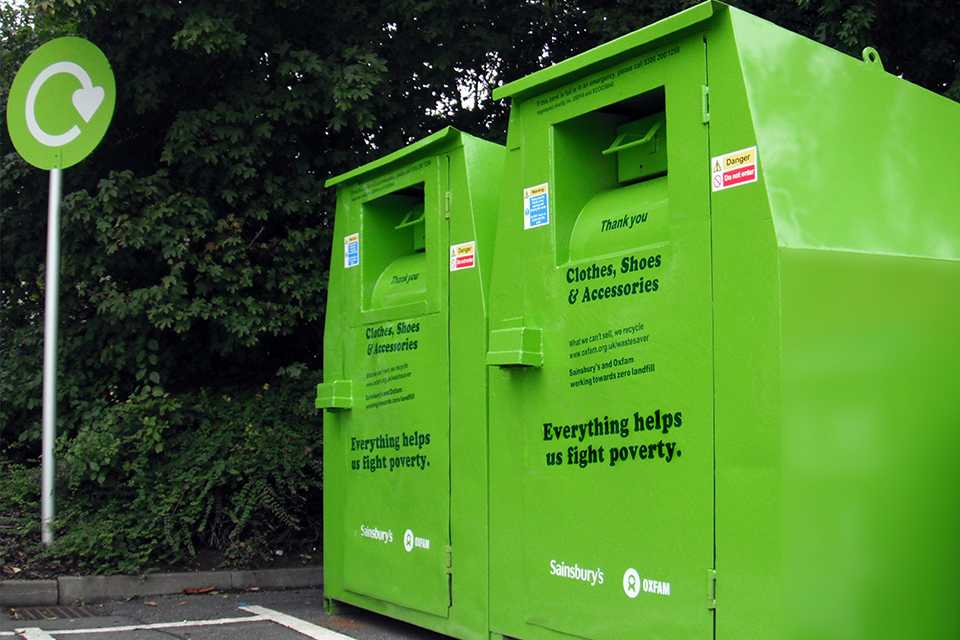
(486, 2, 960, 640)
(317, 127, 503, 639)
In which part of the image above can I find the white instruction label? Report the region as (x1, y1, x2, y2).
(711, 146, 758, 192)
(523, 183, 550, 229)
(344, 232, 360, 268)
(449, 241, 476, 271)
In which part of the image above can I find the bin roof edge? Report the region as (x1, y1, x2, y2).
(325, 126, 461, 188)
(492, 1, 719, 102)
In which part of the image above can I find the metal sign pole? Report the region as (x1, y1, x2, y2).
(41, 167, 62, 547)
(7, 37, 115, 547)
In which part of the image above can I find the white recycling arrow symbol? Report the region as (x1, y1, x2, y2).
(25, 60, 105, 148)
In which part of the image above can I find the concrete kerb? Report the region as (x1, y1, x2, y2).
(0, 581, 57, 607)
(0, 566, 321, 606)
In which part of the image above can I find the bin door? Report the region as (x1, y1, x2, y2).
(488, 42, 714, 640)
(340, 164, 451, 617)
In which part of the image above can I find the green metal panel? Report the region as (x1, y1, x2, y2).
(487, 24, 714, 640)
(492, 2, 714, 102)
(370, 253, 427, 308)
(709, 6, 960, 639)
(698, 9, 784, 639)
(325, 127, 459, 188)
(319, 129, 504, 639)
(336, 156, 451, 617)
(486, 1, 960, 638)
(569, 178, 668, 261)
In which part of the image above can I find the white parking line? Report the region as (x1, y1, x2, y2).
(15, 631, 54, 640)
(33, 613, 269, 636)
(9, 613, 268, 639)
(241, 606, 357, 639)
(6, 605, 354, 639)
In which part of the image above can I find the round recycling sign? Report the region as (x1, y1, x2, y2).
(5, 37, 116, 169)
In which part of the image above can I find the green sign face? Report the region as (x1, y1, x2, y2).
(6, 37, 115, 170)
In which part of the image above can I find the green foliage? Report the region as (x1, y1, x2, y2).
(0, 461, 40, 530)
(794, 0, 960, 101)
(51, 371, 321, 573)
(0, 461, 45, 576)
(0, 0, 956, 572)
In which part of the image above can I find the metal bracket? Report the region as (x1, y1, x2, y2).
(315, 380, 353, 410)
(444, 545, 453, 574)
(701, 85, 711, 124)
(395, 206, 425, 229)
(862, 46, 885, 71)
(707, 569, 718, 610)
(602, 119, 662, 156)
(487, 326, 544, 367)
(444, 191, 452, 219)
(323, 597, 343, 615)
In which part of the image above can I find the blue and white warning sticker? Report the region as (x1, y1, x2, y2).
(343, 232, 360, 268)
(523, 183, 550, 229)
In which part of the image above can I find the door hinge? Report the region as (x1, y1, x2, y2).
(444, 191, 452, 219)
(444, 545, 453, 574)
(707, 569, 718, 610)
(701, 85, 711, 124)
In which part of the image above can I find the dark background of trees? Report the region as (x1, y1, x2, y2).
(1, 0, 957, 571)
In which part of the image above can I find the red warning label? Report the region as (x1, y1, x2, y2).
(711, 146, 758, 192)
(449, 241, 476, 271)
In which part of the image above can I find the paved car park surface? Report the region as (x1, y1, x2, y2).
(0, 589, 448, 639)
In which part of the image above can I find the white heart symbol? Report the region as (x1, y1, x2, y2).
(72, 86, 105, 123)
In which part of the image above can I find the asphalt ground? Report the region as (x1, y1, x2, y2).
(0, 589, 449, 640)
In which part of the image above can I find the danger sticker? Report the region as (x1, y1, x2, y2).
(344, 232, 360, 268)
(449, 241, 476, 271)
(711, 146, 758, 192)
(524, 183, 550, 229)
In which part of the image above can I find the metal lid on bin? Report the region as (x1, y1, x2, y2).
(492, 1, 717, 102)
(325, 126, 463, 188)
